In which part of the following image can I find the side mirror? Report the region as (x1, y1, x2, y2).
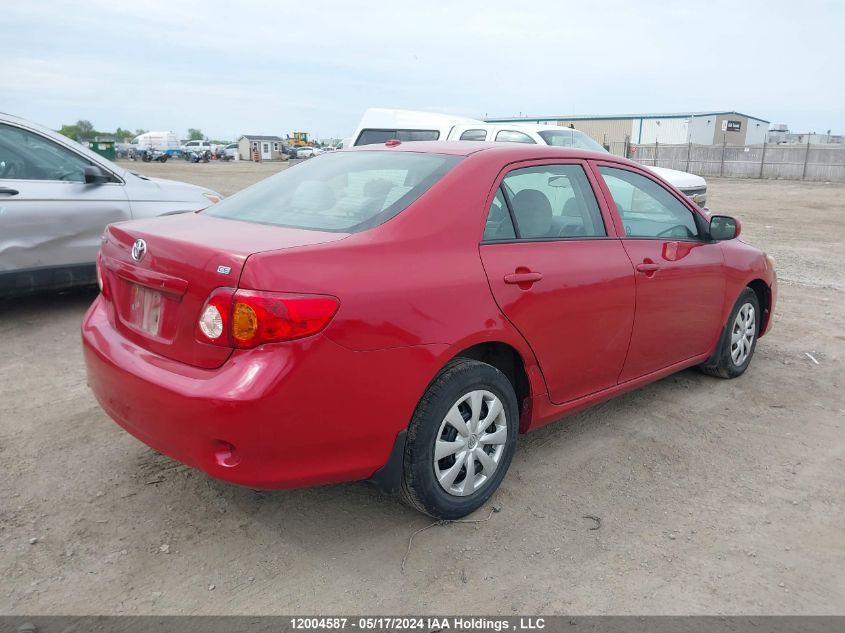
(709, 215, 741, 241)
(84, 165, 110, 184)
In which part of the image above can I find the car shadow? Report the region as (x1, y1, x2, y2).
(1, 285, 99, 315)
(121, 365, 710, 543)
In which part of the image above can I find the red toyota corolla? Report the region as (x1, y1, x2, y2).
(82, 141, 777, 518)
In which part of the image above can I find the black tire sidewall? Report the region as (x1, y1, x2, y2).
(403, 359, 518, 520)
(718, 288, 760, 377)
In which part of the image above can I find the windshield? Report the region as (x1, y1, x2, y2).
(205, 150, 461, 232)
(537, 129, 608, 153)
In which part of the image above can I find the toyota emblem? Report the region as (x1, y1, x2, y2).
(131, 239, 147, 262)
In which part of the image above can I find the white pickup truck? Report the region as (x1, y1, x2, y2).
(180, 140, 216, 156)
(350, 108, 708, 207)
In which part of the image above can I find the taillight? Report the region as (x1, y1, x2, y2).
(196, 289, 338, 349)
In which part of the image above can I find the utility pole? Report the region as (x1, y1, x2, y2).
(801, 138, 811, 180)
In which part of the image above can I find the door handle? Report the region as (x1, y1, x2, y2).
(636, 262, 660, 273)
(0, 187, 19, 196)
(504, 271, 543, 285)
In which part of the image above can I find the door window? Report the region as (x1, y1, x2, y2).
(0, 123, 92, 182)
(459, 129, 488, 141)
(486, 164, 605, 239)
(599, 167, 700, 239)
(494, 130, 536, 144)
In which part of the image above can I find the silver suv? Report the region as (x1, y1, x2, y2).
(0, 113, 222, 295)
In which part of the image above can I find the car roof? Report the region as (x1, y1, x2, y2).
(347, 140, 618, 162)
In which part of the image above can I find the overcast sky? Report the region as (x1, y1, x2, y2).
(2, 0, 843, 140)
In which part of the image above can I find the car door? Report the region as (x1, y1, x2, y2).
(0, 122, 130, 282)
(594, 163, 726, 381)
(479, 161, 636, 404)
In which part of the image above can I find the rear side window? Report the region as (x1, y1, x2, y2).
(205, 151, 461, 232)
(459, 129, 488, 141)
(483, 189, 515, 240)
(495, 130, 536, 144)
(498, 165, 606, 239)
(356, 129, 440, 146)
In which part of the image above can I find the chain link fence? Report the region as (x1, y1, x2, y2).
(605, 141, 845, 182)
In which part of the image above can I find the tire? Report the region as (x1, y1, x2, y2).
(401, 358, 518, 519)
(700, 287, 760, 378)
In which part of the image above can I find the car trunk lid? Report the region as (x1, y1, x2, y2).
(100, 213, 348, 368)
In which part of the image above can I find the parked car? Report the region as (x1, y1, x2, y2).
(82, 141, 776, 519)
(0, 113, 222, 295)
(352, 108, 709, 207)
(220, 143, 238, 160)
(114, 142, 134, 159)
(295, 146, 323, 159)
(282, 144, 299, 159)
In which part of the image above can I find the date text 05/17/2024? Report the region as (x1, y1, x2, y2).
(289, 617, 546, 631)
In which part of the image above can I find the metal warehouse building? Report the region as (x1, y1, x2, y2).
(485, 111, 770, 149)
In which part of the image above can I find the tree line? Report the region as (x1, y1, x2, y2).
(58, 120, 216, 143)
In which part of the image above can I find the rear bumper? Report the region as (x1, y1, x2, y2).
(82, 296, 447, 489)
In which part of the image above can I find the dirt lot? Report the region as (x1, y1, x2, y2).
(1, 162, 843, 615)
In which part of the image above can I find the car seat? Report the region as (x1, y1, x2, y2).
(510, 189, 553, 238)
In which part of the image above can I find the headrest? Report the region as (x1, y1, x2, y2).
(511, 189, 552, 237)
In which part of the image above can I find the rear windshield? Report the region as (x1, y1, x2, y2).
(355, 129, 440, 146)
(205, 151, 461, 232)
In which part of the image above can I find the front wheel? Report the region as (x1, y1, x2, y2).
(700, 287, 760, 378)
(401, 358, 518, 519)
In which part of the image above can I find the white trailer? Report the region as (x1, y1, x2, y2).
(133, 131, 181, 156)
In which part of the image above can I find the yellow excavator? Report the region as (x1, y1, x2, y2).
(287, 132, 310, 147)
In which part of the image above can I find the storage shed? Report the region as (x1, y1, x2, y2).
(237, 135, 286, 161)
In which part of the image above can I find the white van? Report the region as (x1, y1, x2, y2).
(351, 109, 708, 207)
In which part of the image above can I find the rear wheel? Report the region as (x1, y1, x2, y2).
(401, 358, 518, 519)
(700, 287, 760, 378)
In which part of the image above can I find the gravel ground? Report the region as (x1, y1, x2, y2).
(1, 162, 843, 615)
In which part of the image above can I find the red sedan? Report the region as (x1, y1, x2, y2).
(82, 141, 777, 519)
